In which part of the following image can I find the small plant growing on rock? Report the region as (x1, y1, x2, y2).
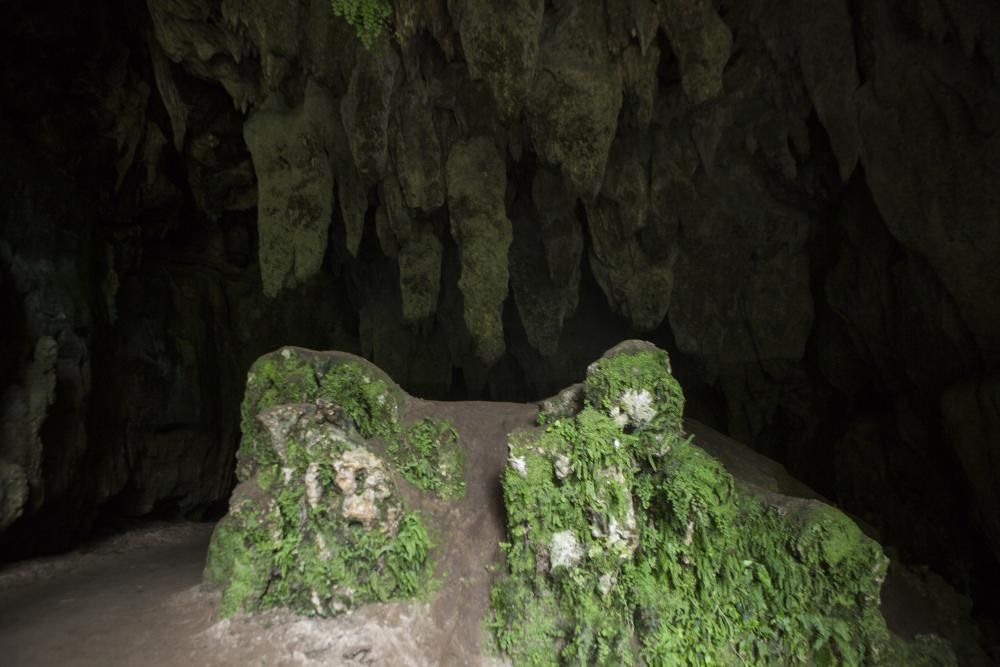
(205, 348, 432, 618)
(486, 342, 943, 665)
(389, 418, 467, 500)
(329, 0, 392, 48)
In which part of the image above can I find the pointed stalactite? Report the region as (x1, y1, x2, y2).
(445, 137, 512, 366)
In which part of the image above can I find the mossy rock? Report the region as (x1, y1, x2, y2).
(207, 348, 431, 618)
(388, 417, 466, 500)
(237, 347, 404, 481)
(207, 342, 960, 663)
(489, 340, 957, 666)
(582, 340, 685, 434)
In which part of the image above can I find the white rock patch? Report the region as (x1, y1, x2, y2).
(304, 462, 323, 508)
(618, 388, 657, 427)
(549, 531, 583, 570)
(554, 454, 571, 480)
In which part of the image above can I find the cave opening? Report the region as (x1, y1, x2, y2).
(1, 0, 999, 663)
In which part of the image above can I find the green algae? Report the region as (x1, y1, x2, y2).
(389, 418, 466, 500)
(489, 344, 952, 666)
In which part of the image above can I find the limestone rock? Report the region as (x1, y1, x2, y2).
(941, 376, 1000, 563)
(445, 137, 512, 365)
(207, 348, 425, 618)
(244, 81, 337, 297)
(586, 136, 676, 332)
(794, 0, 860, 181)
(341, 41, 400, 182)
(0, 461, 28, 531)
(856, 1, 1000, 364)
(392, 81, 445, 212)
(509, 201, 580, 357)
(525, 2, 622, 197)
(453, 0, 545, 121)
(493, 340, 954, 665)
(0, 337, 58, 526)
(657, 0, 732, 104)
(397, 226, 443, 323)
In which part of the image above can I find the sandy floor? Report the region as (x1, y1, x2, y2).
(0, 522, 217, 667)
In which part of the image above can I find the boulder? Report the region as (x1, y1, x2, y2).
(205, 342, 960, 664)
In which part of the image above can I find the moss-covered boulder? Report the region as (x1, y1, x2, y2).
(206, 347, 434, 618)
(489, 341, 956, 666)
(205, 342, 962, 664)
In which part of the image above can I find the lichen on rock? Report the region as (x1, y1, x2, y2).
(488, 340, 956, 665)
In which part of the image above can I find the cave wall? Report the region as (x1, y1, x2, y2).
(0, 0, 998, 618)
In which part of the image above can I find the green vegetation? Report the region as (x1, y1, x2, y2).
(238, 348, 401, 480)
(487, 345, 952, 665)
(581, 345, 684, 433)
(207, 348, 433, 618)
(389, 418, 467, 500)
(206, 424, 433, 618)
(330, 0, 392, 48)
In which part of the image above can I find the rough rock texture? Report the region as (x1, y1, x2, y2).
(1, 0, 998, 657)
(445, 137, 512, 365)
(492, 341, 926, 664)
(203, 342, 972, 664)
(206, 348, 426, 617)
(244, 81, 337, 297)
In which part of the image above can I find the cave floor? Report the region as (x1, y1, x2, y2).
(0, 522, 217, 667)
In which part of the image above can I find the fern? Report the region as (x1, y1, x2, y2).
(329, 0, 392, 48)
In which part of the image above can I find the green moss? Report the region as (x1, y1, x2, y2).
(486, 577, 565, 666)
(208, 452, 432, 617)
(238, 348, 402, 479)
(259, 499, 431, 614)
(329, 0, 392, 48)
(583, 345, 684, 434)
(388, 418, 466, 500)
(208, 502, 280, 618)
(316, 360, 400, 440)
(203, 515, 246, 586)
(489, 345, 952, 666)
(884, 634, 959, 667)
(209, 348, 434, 619)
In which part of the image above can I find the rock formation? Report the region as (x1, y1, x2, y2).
(206, 341, 976, 664)
(0, 0, 998, 657)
